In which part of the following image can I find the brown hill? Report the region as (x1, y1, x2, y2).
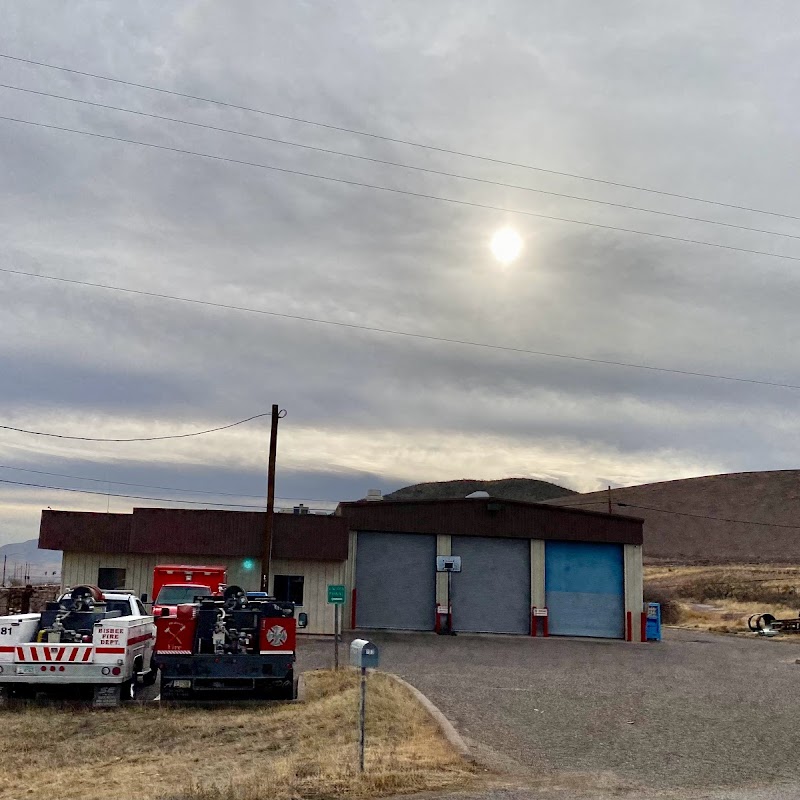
(544, 471, 800, 564)
(386, 478, 575, 503)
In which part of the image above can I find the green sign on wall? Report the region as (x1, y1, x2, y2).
(327, 584, 346, 604)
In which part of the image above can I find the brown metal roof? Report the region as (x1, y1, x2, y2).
(337, 497, 643, 545)
(39, 497, 642, 558)
(40, 508, 349, 560)
(39, 511, 132, 554)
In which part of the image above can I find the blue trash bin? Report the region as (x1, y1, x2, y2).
(645, 602, 662, 641)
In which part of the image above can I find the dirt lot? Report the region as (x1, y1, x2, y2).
(0, 670, 473, 800)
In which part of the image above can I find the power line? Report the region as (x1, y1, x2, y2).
(0, 477, 264, 508)
(0, 477, 333, 512)
(0, 412, 269, 442)
(2, 82, 798, 243)
(554, 496, 800, 530)
(562, 495, 800, 527)
(614, 500, 800, 530)
(547, 498, 611, 508)
(1, 51, 797, 222)
(0, 463, 336, 504)
(3, 114, 800, 267)
(4, 264, 800, 391)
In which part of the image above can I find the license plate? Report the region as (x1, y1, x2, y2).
(16, 666, 36, 675)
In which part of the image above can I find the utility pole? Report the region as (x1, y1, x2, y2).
(608, 485, 612, 514)
(261, 404, 285, 593)
(1, 555, 6, 587)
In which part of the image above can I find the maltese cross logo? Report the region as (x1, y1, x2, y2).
(266, 625, 288, 647)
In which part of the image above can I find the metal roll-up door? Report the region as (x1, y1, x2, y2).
(545, 541, 624, 638)
(355, 531, 436, 630)
(450, 536, 531, 634)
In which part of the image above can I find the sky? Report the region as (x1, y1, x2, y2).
(2, 2, 800, 551)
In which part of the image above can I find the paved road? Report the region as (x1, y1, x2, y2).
(297, 629, 800, 798)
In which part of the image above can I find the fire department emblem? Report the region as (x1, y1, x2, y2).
(266, 625, 288, 647)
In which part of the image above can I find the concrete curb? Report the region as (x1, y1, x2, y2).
(384, 673, 472, 762)
(296, 669, 470, 761)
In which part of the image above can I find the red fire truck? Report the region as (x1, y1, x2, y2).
(151, 564, 227, 615)
(152, 567, 302, 701)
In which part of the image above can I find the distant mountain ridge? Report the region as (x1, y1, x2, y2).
(0, 538, 61, 584)
(385, 478, 576, 503)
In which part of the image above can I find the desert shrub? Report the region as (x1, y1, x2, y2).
(643, 586, 683, 625)
(684, 579, 798, 607)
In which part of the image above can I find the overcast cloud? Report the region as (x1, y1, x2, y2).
(3, 2, 800, 554)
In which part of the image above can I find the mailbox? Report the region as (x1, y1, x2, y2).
(350, 638, 380, 669)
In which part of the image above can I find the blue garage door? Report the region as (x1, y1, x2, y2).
(545, 541, 624, 638)
(355, 532, 436, 630)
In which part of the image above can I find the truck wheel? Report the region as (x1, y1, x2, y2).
(141, 659, 158, 687)
(121, 679, 138, 703)
(278, 670, 295, 701)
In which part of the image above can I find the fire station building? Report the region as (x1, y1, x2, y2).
(38, 495, 645, 641)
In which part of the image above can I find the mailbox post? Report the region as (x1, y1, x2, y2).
(350, 639, 379, 772)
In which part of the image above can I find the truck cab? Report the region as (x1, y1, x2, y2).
(152, 564, 227, 617)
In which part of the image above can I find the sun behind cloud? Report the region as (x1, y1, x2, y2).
(490, 227, 523, 264)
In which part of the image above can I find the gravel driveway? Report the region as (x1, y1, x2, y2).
(297, 628, 800, 798)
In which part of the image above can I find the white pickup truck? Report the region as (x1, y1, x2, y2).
(0, 585, 156, 706)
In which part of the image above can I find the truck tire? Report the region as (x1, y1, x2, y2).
(278, 670, 295, 701)
(141, 658, 158, 687)
(121, 678, 138, 703)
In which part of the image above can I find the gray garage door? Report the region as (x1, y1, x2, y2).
(355, 531, 436, 630)
(450, 536, 531, 634)
(545, 541, 624, 638)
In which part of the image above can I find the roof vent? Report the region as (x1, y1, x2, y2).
(365, 489, 383, 502)
(466, 490, 491, 498)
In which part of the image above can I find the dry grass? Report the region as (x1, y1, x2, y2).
(644, 563, 800, 632)
(0, 670, 476, 800)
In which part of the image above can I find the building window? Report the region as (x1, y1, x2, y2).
(273, 575, 304, 605)
(97, 567, 127, 590)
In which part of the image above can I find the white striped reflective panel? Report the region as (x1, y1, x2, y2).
(15, 645, 93, 662)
